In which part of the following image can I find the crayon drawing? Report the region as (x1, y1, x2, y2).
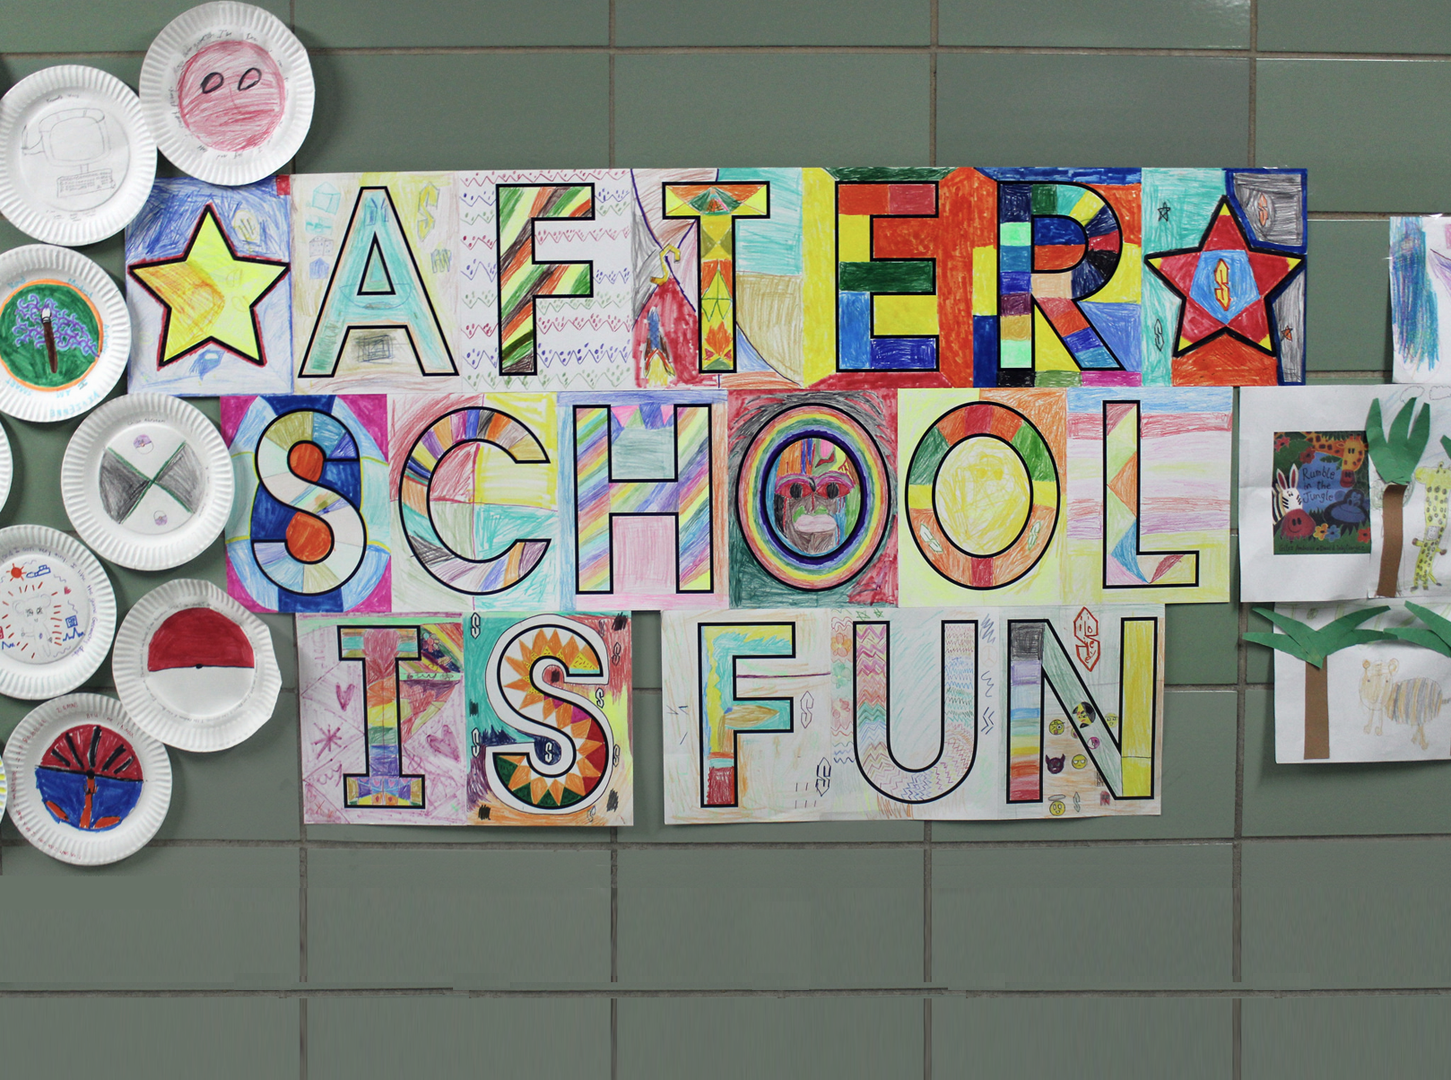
(299, 614, 467, 824)
(1142, 168, 1307, 386)
(458, 170, 633, 390)
(126, 176, 292, 395)
(661, 603, 1163, 822)
(1255, 600, 1451, 763)
(388, 393, 561, 612)
(222, 394, 391, 613)
(728, 389, 898, 607)
(1391, 216, 1451, 383)
(1065, 387, 1232, 603)
(291, 172, 465, 393)
(463, 612, 632, 826)
(560, 390, 729, 610)
(897, 388, 1068, 606)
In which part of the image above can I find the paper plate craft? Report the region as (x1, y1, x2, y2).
(140, 2, 314, 186)
(0, 245, 130, 422)
(113, 578, 280, 752)
(2, 693, 171, 866)
(0, 524, 116, 699)
(0, 419, 12, 512)
(0, 753, 8, 824)
(62, 393, 233, 570)
(0, 65, 157, 246)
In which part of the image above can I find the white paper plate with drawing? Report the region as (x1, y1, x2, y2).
(113, 578, 281, 752)
(0, 753, 8, 824)
(0, 420, 13, 512)
(140, 2, 314, 186)
(62, 393, 233, 570)
(0, 524, 116, 699)
(3, 694, 172, 866)
(0, 65, 157, 246)
(0, 245, 130, 422)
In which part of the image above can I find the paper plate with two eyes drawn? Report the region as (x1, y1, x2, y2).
(3, 694, 171, 866)
(140, 2, 315, 186)
(0, 245, 130, 423)
(112, 578, 281, 753)
(0, 524, 116, 700)
(61, 392, 233, 571)
(0, 65, 157, 246)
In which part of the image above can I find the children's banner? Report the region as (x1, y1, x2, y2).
(227, 388, 1231, 614)
(126, 167, 1309, 395)
(661, 604, 1164, 821)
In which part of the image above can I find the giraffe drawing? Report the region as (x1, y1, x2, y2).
(1411, 462, 1451, 590)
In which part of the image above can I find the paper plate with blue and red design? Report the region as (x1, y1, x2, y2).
(3, 693, 171, 866)
(113, 578, 280, 752)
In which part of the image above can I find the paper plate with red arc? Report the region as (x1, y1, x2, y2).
(113, 578, 281, 752)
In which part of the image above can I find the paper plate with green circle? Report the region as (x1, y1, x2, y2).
(0, 245, 129, 422)
(62, 393, 233, 571)
(141, 2, 314, 186)
(113, 578, 280, 753)
(0, 65, 157, 245)
(3, 693, 171, 866)
(0, 524, 116, 699)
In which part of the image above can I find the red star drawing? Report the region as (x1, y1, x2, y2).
(1145, 197, 1302, 358)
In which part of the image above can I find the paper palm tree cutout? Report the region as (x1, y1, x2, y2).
(1367, 398, 1431, 596)
(1244, 607, 1389, 759)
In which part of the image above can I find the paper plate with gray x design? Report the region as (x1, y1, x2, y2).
(62, 392, 232, 570)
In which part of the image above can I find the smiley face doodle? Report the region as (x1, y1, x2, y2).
(177, 40, 286, 152)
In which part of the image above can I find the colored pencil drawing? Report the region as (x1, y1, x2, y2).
(291, 172, 464, 393)
(463, 612, 632, 826)
(1142, 168, 1307, 386)
(661, 603, 1163, 822)
(559, 390, 729, 610)
(458, 170, 633, 391)
(1391, 216, 1451, 383)
(222, 394, 391, 613)
(299, 614, 467, 824)
(728, 389, 898, 607)
(388, 393, 561, 612)
(125, 176, 292, 395)
(1255, 600, 1451, 763)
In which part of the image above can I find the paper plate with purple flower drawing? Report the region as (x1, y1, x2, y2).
(0, 245, 129, 422)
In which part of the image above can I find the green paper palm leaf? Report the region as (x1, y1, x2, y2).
(1382, 627, 1451, 656)
(1367, 398, 1431, 485)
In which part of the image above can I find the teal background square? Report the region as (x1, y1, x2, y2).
(0, 3, 1420, 1075)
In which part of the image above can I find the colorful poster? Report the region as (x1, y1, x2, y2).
(662, 604, 1164, 822)
(464, 612, 632, 825)
(388, 393, 562, 612)
(290, 172, 465, 394)
(559, 389, 729, 610)
(727, 389, 898, 607)
(1065, 386, 1233, 603)
(299, 610, 632, 826)
(897, 388, 1069, 606)
(126, 176, 292, 395)
(1141, 168, 1307, 386)
(222, 394, 392, 613)
(458, 169, 633, 391)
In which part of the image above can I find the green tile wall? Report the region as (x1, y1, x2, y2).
(0, 3, 1432, 1076)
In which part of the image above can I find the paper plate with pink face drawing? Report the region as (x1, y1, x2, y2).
(0, 65, 157, 245)
(113, 579, 280, 752)
(3, 694, 171, 866)
(140, 2, 314, 186)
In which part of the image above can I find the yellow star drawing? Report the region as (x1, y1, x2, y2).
(130, 205, 289, 367)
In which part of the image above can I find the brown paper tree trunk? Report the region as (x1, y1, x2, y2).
(1304, 661, 1330, 760)
(1377, 483, 1406, 597)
